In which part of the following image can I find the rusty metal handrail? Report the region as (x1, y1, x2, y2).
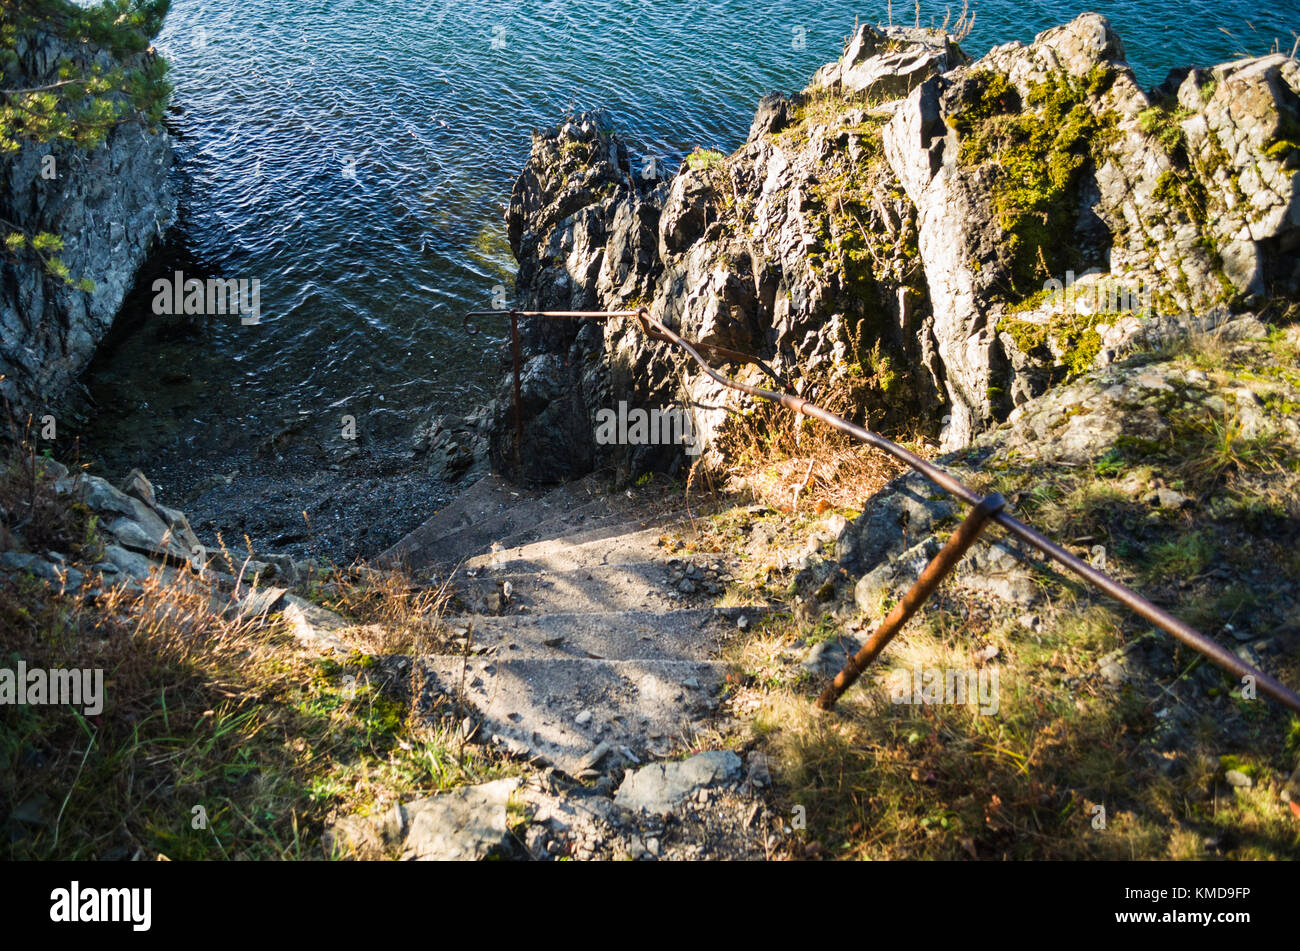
(468, 305, 1300, 715)
(463, 308, 792, 385)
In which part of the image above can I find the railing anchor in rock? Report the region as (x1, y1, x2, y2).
(464, 308, 633, 475)
(815, 492, 1006, 710)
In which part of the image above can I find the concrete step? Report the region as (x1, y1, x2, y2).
(484, 494, 627, 554)
(419, 655, 731, 776)
(440, 607, 754, 661)
(384, 471, 746, 779)
(378, 473, 609, 570)
(480, 509, 691, 569)
(427, 488, 632, 572)
(462, 524, 677, 574)
(452, 560, 742, 616)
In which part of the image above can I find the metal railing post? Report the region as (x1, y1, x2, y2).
(815, 493, 1005, 711)
(510, 309, 522, 478)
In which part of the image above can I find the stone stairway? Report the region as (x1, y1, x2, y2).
(378, 474, 753, 778)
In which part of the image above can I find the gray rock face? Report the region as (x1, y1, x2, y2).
(0, 23, 176, 421)
(896, 17, 1300, 448)
(1, 460, 221, 599)
(835, 312, 1296, 615)
(489, 14, 1300, 481)
(411, 408, 491, 482)
(0, 467, 206, 592)
(0, 550, 63, 583)
(487, 111, 662, 483)
(837, 470, 955, 573)
(614, 750, 742, 816)
(101, 544, 155, 580)
(62, 473, 197, 561)
(493, 79, 941, 483)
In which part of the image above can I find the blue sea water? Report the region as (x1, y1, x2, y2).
(85, 0, 1299, 464)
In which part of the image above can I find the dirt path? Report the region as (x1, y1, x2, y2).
(360, 474, 781, 860)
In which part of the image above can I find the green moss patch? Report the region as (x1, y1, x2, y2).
(951, 66, 1117, 299)
(999, 309, 1110, 380)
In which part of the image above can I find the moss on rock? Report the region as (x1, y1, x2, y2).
(950, 66, 1117, 300)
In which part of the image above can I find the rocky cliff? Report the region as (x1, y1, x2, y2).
(489, 13, 1300, 483)
(0, 9, 175, 423)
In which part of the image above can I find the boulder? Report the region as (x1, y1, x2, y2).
(70, 475, 136, 518)
(811, 24, 968, 101)
(412, 411, 489, 482)
(802, 634, 868, 679)
(399, 778, 521, 860)
(614, 750, 742, 816)
(280, 593, 352, 652)
(0, 551, 62, 583)
(102, 544, 156, 581)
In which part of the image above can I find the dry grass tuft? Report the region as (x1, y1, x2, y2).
(0, 438, 509, 860)
(723, 588, 1300, 860)
(714, 395, 920, 515)
(703, 328, 1300, 860)
(306, 562, 456, 655)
